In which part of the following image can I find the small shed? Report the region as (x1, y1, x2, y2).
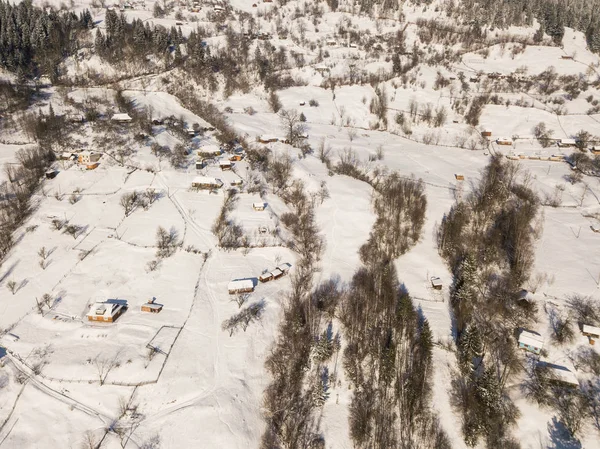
(45, 170, 58, 179)
(142, 303, 163, 313)
(111, 113, 132, 123)
(299, 101, 306, 106)
(277, 263, 292, 274)
(196, 160, 204, 170)
(481, 130, 492, 138)
(455, 174, 464, 181)
(430, 277, 442, 290)
(228, 279, 254, 294)
(259, 272, 273, 283)
(219, 160, 233, 171)
(591, 224, 600, 233)
(192, 176, 223, 190)
(258, 135, 278, 144)
(589, 146, 600, 155)
(496, 137, 513, 146)
(253, 202, 266, 211)
(270, 268, 284, 280)
(582, 324, 600, 344)
(518, 330, 544, 354)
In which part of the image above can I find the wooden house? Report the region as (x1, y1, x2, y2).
(518, 330, 544, 354)
(219, 160, 233, 171)
(259, 272, 273, 283)
(589, 146, 600, 155)
(481, 130, 492, 138)
(270, 268, 284, 280)
(558, 138, 578, 148)
(252, 202, 266, 211)
(86, 299, 127, 323)
(228, 279, 254, 294)
(454, 174, 464, 181)
(258, 135, 278, 144)
(192, 176, 223, 190)
(582, 324, 600, 344)
(229, 154, 243, 162)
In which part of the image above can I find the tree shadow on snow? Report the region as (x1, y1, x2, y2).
(547, 417, 582, 449)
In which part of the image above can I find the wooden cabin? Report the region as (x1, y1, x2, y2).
(496, 137, 513, 146)
(259, 272, 273, 283)
(270, 268, 284, 280)
(142, 303, 163, 313)
(455, 174, 464, 181)
(228, 279, 255, 294)
(219, 160, 233, 171)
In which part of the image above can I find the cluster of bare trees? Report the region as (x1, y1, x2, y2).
(212, 189, 244, 249)
(437, 156, 541, 447)
(120, 188, 160, 217)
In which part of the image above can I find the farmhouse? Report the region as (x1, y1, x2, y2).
(582, 324, 600, 344)
(228, 279, 254, 294)
(111, 112, 132, 123)
(219, 160, 233, 170)
(518, 330, 544, 354)
(86, 299, 127, 323)
(191, 176, 223, 189)
(78, 151, 101, 165)
(496, 137, 512, 146)
(558, 138, 577, 148)
(252, 202, 265, 211)
(197, 145, 222, 157)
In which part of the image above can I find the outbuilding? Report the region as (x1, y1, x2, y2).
(259, 272, 273, 283)
(219, 160, 233, 171)
(496, 137, 513, 146)
(111, 113, 132, 123)
(518, 330, 544, 354)
(228, 279, 254, 294)
(141, 297, 163, 314)
(78, 151, 101, 165)
(582, 324, 600, 344)
(270, 268, 284, 280)
(558, 138, 578, 148)
(430, 277, 442, 290)
(253, 202, 266, 211)
(277, 262, 292, 274)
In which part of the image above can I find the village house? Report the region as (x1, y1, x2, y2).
(192, 176, 223, 190)
(496, 137, 513, 146)
(229, 154, 243, 162)
(111, 112, 132, 123)
(45, 170, 58, 179)
(481, 130, 492, 138)
(78, 151, 101, 165)
(277, 262, 292, 274)
(430, 277, 442, 290)
(86, 299, 128, 323)
(252, 202, 266, 211)
(228, 279, 254, 294)
(270, 268, 284, 280)
(197, 145, 222, 157)
(258, 135, 278, 144)
(219, 160, 233, 171)
(582, 324, 600, 344)
(518, 330, 544, 354)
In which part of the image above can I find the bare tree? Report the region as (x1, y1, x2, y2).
(279, 109, 307, 147)
(232, 293, 250, 308)
(120, 191, 139, 216)
(80, 430, 99, 449)
(155, 226, 179, 258)
(93, 351, 121, 385)
(7, 279, 17, 295)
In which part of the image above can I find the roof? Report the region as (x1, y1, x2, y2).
(560, 138, 577, 144)
(431, 276, 442, 287)
(259, 135, 278, 141)
(219, 160, 232, 166)
(277, 263, 292, 272)
(538, 362, 579, 386)
(518, 330, 544, 348)
(583, 324, 600, 336)
(228, 279, 254, 291)
(253, 202, 265, 208)
(270, 268, 283, 277)
(192, 176, 223, 186)
(111, 113, 132, 121)
(0, 346, 6, 359)
(142, 303, 163, 310)
(86, 301, 125, 319)
(497, 137, 512, 142)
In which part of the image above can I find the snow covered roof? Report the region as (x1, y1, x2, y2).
(219, 160, 232, 166)
(253, 202, 265, 209)
(270, 268, 283, 277)
(560, 138, 577, 145)
(228, 279, 254, 291)
(518, 330, 544, 348)
(111, 113, 132, 122)
(538, 362, 579, 387)
(86, 301, 125, 319)
(431, 277, 442, 287)
(277, 263, 292, 272)
(583, 324, 600, 336)
(192, 176, 223, 186)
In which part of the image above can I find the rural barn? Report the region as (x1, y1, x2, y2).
(582, 324, 600, 344)
(253, 202, 266, 211)
(86, 299, 127, 323)
(191, 176, 223, 190)
(228, 279, 254, 294)
(518, 330, 544, 354)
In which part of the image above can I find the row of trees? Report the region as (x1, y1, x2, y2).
(438, 156, 541, 447)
